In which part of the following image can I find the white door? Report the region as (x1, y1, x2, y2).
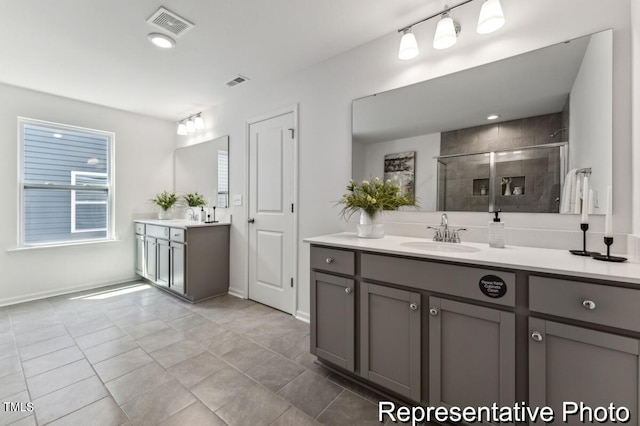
(248, 111, 296, 314)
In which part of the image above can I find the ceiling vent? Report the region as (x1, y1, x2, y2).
(147, 7, 194, 37)
(226, 75, 250, 88)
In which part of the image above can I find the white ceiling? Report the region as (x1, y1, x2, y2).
(0, 0, 447, 121)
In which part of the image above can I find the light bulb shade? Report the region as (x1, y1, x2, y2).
(477, 0, 505, 34)
(186, 118, 195, 133)
(194, 115, 204, 129)
(148, 33, 176, 49)
(433, 15, 457, 50)
(177, 122, 188, 135)
(398, 31, 419, 60)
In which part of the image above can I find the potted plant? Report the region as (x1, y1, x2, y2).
(182, 192, 207, 208)
(152, 190, 178, 219)
(337, 177, 413, 238)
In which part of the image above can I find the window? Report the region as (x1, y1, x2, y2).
(19, 118, 114, 246)
(217, 149, 229, 207)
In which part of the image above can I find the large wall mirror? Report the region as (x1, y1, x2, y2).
(352, 30, 612, 214)
(174, 135, 229, 208)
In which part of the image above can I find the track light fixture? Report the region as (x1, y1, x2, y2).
(397, 0, 505, 60)
(176, 112, 205, 135)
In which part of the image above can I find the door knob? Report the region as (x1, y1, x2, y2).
(247, 218, 255, 223)
(409, 303, 419, 311)
(429, 308, 438, 316)
(345, 287, 353, 295)
(531, 331, 543, 342)
(325, 257, 334, 264)
(582, 300, 596, 310)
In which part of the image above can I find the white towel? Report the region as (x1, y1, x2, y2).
(560, 169, 578, 214)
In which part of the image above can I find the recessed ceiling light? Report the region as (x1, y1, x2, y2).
(487, 114, 500, 120)
(52, 133, 62, 138)
(148, 33, 175, 49)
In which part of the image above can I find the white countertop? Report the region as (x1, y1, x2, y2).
(304, 232, 640, 285)
(135, 219, 230, 229)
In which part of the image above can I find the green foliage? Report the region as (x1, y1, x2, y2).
(151, 191, 178, 211)
(337, 177, 414, 219)
(182, 192, 207, 207)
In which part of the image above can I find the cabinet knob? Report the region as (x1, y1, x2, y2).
(409, 303, 419, 311)
(325, 257, 334, 264)
(345, 287, 353, 295)
(582, 300, 596, 310)
(531, 331, 543, 342)
(429, 308, 438, 316)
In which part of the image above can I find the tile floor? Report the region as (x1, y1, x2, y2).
(0, 282, 393, 425)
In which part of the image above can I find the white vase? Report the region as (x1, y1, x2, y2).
(504, 182, 512, 196)
(357, 210, 385, 239)
(157, 208, 173, 220)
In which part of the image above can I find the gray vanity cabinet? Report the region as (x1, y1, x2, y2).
(360, 282, 421, 401)
(135, 234, 145, 276)
(156, 238, 171, 288)
(170, 241, 185, 295)
(144, 237, 157, 282)
(429, 297, 515, 413)
(528, 318, 639, 425)
(310, 271, 355, 372)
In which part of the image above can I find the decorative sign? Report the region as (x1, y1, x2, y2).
(479, 275, 507, 298)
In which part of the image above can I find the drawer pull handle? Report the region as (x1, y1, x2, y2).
(173, 233, 181, 237)
(409, 303, 419, 311)
(531, 331, 543, 342)
(325, 257, 335, 264)
(345, 287, 353, 295)
(582, 300, 596, 310)
(429, 308, 438, 316)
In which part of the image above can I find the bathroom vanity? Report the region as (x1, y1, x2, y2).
(306, 233, 640, 422)
(135, 219, 229, 302)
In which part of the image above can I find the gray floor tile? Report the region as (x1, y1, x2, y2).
(203, 330, 247, 356)
(216, 383, 290, 426)
(33, 376, 108, 425)
(14, 324, 68, 348)
(5, 415, 36, 426)
(122, 319, 170, 340)
(0, 356, 22, 379)
(246, 353, 306, 392)
(0, 342, 18, 361)
(219, 338, 274, 372)
(66, 315, 115, 338)
(269, 331, 310, 360)
(93, 348, 154, 382)
(327, 373, 375, 401)
(271, 407, 320, 426)
(26, 359, 95, 399)
(185, 321, 227, 343)
(22, 346, 84, 378)
(167, 313, 212, 333)
(277, 370, 343, 418)
(166, 351, 227, 388)
(143, 301, 192, 320)
(74, 325, 125, 350)
(0, 371, 26, 400)
(0, 390, 33, 426)
(82, 336, 139, 365)
(149, 339, 204, 368)
(109, 309, 158, 328)
(136, 328, 185, 353)
(158, 401, 226, 426)
(121, 379, 196, 425)
(191, 367, 255, 412)
(18, 334, 75, 361)
(106, 362, 173, 405)
(45, 396, 127, 426)
(316, 390, 380, 426)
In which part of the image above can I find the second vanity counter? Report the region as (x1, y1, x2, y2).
(134, 218, 231, 229)
(304, 232, 640, 285)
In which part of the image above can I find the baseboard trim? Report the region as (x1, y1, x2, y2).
(295, 310, 310, 323)
(0, 275, 139, 307)
(227, 288, 247, 299)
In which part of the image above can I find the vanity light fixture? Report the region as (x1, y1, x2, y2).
(176, 113, 205, 135)
(148, 32, 176, 49)
(397, 0, 505, 60)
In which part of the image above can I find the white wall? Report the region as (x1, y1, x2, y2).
(181, 0, 633, 320)
(631, 0, 640, 258)
(354, 133, 440, 211)
(569, 30, 613, 215)
(0, 83, 175, 306)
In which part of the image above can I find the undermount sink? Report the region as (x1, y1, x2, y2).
(400, 241, 481, 253)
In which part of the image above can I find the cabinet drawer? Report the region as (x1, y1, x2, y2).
(170, 228, 185, 242)
(311, 246, 355, 276)
(135, 223, 145, 234)
(529, 276, 640, 332)
(361, 254, 515, 307)
(146, 225, 170, 239)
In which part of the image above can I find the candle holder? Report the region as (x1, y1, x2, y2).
(592, 237, 627, 262)
(569, 223, 599, 256)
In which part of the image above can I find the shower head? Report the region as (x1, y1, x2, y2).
(550, 128, 567, 138)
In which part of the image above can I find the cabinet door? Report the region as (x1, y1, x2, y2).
(144, 237, 157, 281)
(311, 272, 355, 371)
(529, 318, 639, 425)
(156, 238, 170, 287)
(135, 234, 145, 276)
(361, 282, 421, 401)
(429, 297, 515, 413)
(170, 242, 185, 295)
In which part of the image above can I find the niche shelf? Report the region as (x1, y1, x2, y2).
(501, 176, 525, 195)
(473, 178, 490, 196)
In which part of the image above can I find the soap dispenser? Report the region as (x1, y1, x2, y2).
(489, 210, 505, 248)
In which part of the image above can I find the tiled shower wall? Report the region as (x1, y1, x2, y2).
(440, 112, 566, 212)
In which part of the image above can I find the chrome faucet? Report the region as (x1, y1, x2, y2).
(427, 213, 467, 243)
(185, 207, 196, 221)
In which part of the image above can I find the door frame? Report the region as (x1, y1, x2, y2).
(244, 104, 299, 316)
